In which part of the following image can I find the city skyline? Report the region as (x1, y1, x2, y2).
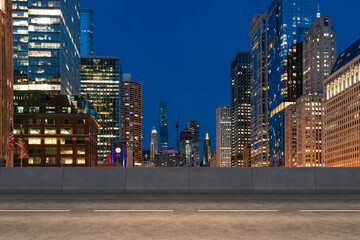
(79, 0, 360, 150)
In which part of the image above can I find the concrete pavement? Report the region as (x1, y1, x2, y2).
(0, 195, 359, 239)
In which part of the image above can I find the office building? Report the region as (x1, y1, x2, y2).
(216, 106, 231, 167)
(80, 56, 121, 161)
(267, 0, 312, 166)
(0, 0, 13, 167)
(249, 13, 270, 167)
(180, 129, 192, 167)
(154, 149, 179, 167)
(296, 94, 324, 167)
(284, 104, 297, 167)
(231, 52, 251, 167)
(303, 16, 337, 95)
(12, 0, 80, 95)
(324, 39, 360, 167)
(150, 127, 158, 160)
(80, 9, 94, 56)
(13, 91, 98, 167)
(159, 102, 168, 149)
(121, 79, 143, 166)
(203, 133, 212, 166)
(283, 43, 303, 102)
(188, 120, 200, 167)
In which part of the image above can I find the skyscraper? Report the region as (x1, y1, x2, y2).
(12, 0, 80, 95)
(231, 52, 251, 167)
(303, 16, 337, 95)
(188, 120, 200, 167)
(296, 15, 336, 168)
(180, 129, 192, 167)
(249, 13, 270, 167)
(80, 56, 121, 161)
(159, 102, 168, 149)
(150, 127, 158, 160)
(0, 0, 13, 167)
(80, 9, 94, 56)
(216, 106, 231, 167)
(203, 133, 212, 166)
(267, 0, 312, 167)
(121, 79, 143, 166)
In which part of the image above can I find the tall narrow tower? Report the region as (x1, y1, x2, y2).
(150, 127, 158, 160)
(203, 133, 212, 166)
(159, 102, 168, 149)
(121, 78, 143, 166)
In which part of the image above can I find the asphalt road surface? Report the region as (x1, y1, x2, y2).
(0, 195, 359, 240)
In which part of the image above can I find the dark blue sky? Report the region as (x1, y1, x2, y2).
(80, 0, 360, 152)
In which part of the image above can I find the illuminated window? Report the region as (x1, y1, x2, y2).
(60, 158, 73, 165)
(29, 128, 41, 134)
(29, 157, 42, 165)
(61, 148, 73, 155)
(77, 148, 85, 155)
(45, 128, 57, 134)
(45, 138, 57, 144)
(76, 158, 86, 165)
(28, 138, 41, 144)
(60, 128, 73, 134)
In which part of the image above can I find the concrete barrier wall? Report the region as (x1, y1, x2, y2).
(0, 167, 360, 194)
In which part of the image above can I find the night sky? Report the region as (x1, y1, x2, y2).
(80, 0, 360, 152)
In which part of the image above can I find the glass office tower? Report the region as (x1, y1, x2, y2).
(12, 0, 80, 95)
(188, 120, 200, 167)
(80, 9, 94, 56)
(249, 13, 270, 167)
(267, 0, 312, 167)
(159, 102, 168, 149)
(231, 52, 251, 167)
(80, 56, 121, 161)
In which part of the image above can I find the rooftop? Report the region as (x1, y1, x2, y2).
(331, 38, 360, 74)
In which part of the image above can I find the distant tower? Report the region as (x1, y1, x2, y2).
(150, 127, 158, 160)
(159, 102, 169, 149)
(216, 106, 231, 167)
(188, 120, 200, 167)
(121, 77, 143, 167)
(203, 133, 212, 166)
(80, 9, 94, 56)
(180, 129, 193, 167)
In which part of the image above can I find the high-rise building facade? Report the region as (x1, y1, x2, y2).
(267, 0, 312, 167)
(249, 13, 270, 167)
(0, 0, 13, 167)
(180, 129, 192, 167)
(150, 127, 158, 160)
(203, 133, 212, 166)
(80, 56, 121, 161)
(216, 106, 231, 167)
(12, 0, 80, 95)
(121, 80, 143, 166)
(284, 104, 297, 167)
(159, 102, 168, 149)
(188, 120, 200, 167)
(80, 9, 94, 56)
(283, 43, 303, 102)
(296, 93, 324, 167)
(303, 16, 337, 95)
(231, 52, 251, 167)
(324, 39, 360, 167)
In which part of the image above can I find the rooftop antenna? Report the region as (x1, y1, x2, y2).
(317, 2, 321, 18)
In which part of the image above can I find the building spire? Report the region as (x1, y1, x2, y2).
(317, 2, 321, 18)
(205, 133, 209, 140)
